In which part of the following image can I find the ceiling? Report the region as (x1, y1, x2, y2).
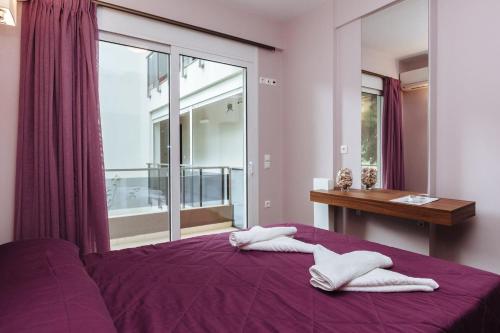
(362, 0, 428, 60)
(210, 0, 330, 22)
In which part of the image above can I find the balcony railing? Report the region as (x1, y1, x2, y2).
(105, 164, 242, 213)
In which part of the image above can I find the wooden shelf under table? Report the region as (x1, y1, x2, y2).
(310, 189, 475, 226)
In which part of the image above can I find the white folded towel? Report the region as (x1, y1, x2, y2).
(310, 245, 393, 291)
(310, 245, 439, 292)
(339, 268, 439, 292)
(240, 236, 317, 253)
(229, 226, 297, 247)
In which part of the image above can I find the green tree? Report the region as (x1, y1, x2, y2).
(361, 93, 379, 166)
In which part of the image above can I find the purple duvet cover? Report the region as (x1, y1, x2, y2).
(85, 224, 500, 333)
(0, 239, 116, 333)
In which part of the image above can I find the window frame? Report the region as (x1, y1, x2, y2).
(361, 87, 384, 188)
(147, 51, 169, 97)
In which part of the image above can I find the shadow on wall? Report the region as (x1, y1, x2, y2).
(343, 209, 430, 255)
(435, 218, 477, 263)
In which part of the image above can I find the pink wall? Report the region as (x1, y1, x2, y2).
(105, 0, 285, 49)
(258, 49, 285, 225)
(432, 0, 500, 273)
(402, 88, 428, 193)
(335, 0, 396, 28)
(282, 1, 335, 223)
(362, 47, 399, 79)
(0, 8, 21, 245)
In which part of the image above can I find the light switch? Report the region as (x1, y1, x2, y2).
(264, 154, 271, 169)
(340, 145, 349, 154)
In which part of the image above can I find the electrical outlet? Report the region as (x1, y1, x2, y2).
(264, 200, 271, 208)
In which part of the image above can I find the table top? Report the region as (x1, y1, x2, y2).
(310, 188, 476, 226)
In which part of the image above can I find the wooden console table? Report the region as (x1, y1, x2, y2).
(310, 189, 475, 226)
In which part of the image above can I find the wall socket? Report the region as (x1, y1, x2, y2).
(259, 77, 278, 86)
(264, 200, 272, 208)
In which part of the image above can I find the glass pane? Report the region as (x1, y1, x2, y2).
(179, 55, 246, 239)
(158, 53, 169, 84)
(147, 53, 158, 94)
(361, 92, 379, 168)
(99, 41, 170, 250)
(361, 92, 383, 187)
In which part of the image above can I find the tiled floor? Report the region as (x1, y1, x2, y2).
(110, 222, 237, 250)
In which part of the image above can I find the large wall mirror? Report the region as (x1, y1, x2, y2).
(361, 0, 429, 193)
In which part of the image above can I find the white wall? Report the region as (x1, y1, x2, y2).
(192, 98, 244, 168)
(99, 42, 152, 170)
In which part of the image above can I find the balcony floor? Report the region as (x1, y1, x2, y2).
(110, 221, 237, 250)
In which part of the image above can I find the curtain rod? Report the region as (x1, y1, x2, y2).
(362, 69, 389, 80)
(17, 0, 277, 51)
(93, 0, 276, 51)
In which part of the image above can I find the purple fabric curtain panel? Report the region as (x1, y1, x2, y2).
(382, 77, 405, 190)
(14, 0, 110, 254)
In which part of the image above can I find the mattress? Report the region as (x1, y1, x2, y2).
(84, 224, 500, 333)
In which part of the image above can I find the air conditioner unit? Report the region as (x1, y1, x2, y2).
(400, 67, 428, 91)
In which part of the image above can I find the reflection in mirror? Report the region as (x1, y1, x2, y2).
(361, 0, 429, 192)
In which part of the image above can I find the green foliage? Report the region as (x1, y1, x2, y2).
(361, 93, 379, 166)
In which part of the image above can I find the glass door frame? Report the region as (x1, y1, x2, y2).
(99, 31, 173, 244)
(99, 32, 258, 242)
(170, 46, 258, 240)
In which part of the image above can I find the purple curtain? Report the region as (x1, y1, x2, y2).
(382, 77, 405, 190)
(14, 0, 109, 254)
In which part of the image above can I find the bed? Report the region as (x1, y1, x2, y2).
(2, 224, 500, 332)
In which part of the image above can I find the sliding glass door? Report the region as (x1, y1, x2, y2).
(178, 54, 247, 239)
(99, 40, 171, 250)
(98, 37, 249, 249)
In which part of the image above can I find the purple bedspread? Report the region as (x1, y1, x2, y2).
(85, 224, 500, 333)
(0, 239, 117, 333)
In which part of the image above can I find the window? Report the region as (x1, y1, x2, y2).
(181, 56, 200, 78)
(98, 25, 255, 247)
(153, 119, 169, 165)
(147, 52, 169, 97)
(361, 91, 383, 187)
(99, 41, 171, 249)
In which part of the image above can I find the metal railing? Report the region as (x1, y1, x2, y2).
(105, 164, 238, 211)
(179, 165, 233, 209)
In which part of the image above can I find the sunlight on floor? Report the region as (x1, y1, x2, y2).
(110, 222, 237, 250)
